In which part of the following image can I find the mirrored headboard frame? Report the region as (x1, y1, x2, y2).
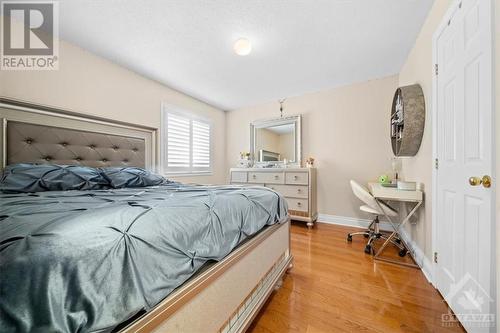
(0, 99, 157, 170)
(250, 115, 302, 167)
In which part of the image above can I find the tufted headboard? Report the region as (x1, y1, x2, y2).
(7, 121, 146, 168)
(0, 100, 157, 170)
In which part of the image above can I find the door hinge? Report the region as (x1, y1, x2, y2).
(435, 64, 439, 76)
(434, 252, 438, 263)
(435, 158, 439, 170)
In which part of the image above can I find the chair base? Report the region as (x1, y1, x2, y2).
(346, 216, 406, 256)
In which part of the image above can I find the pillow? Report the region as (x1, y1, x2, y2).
(0, 164, 110, 193)
(100, 167, 168, 189)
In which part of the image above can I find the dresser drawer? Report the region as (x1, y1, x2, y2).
(248, 172, 284, 184)
(286, 198, 308, 212)
(230, 167, 316, 227)
(266, 184, 308, 199)
(231, 171, 248, 183)
(285, 172, 309, 185)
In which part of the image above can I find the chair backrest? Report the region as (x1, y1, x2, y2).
(350, 180, 380, 211)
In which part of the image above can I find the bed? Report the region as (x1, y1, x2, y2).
(0, 99, 293, 333)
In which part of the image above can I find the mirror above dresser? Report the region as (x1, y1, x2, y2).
(231, 114, 317, 228)
(250, 115, 301, 167)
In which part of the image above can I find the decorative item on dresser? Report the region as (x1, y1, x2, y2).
(230, 167, 317, 228)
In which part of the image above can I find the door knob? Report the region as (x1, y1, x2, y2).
(469, 176, 482, 186)
(481, 175, 492, 188)
(469, 175, 492, 188)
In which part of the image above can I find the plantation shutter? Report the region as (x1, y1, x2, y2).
(163, 109, 212, 174)
(192, 120, 211, 170)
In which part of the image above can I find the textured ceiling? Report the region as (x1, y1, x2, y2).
(58, 0, 434, 110)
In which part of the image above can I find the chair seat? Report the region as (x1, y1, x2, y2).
(360, 204, 397, 217)
(350, 180, 398, 218)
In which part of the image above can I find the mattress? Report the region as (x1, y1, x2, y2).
(0, 184, 288, 333)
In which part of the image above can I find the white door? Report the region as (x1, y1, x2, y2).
(434, 0, 495, 331)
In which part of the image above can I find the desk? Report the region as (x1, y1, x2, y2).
(368, 182, 423, 268)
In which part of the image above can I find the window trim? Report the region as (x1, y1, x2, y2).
(161, 103, 213, 177)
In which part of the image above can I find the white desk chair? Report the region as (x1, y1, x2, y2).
(347, 180, 406, 255)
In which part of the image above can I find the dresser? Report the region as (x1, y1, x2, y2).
(229, 167, 317, 228)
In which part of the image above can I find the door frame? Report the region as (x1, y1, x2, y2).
(431, 0, 496, 289)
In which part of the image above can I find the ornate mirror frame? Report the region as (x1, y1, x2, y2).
(250, 115, 302, 167)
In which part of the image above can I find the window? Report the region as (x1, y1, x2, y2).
(162, 106, 212, 175)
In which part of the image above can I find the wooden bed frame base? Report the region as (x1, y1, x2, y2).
(122, 220, 292, 333)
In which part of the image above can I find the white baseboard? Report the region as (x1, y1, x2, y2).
(317, 213, 393, 231)
(397, 227, 433, 284)
(316, 213, 433, 284)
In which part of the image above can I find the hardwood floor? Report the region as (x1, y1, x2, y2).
(247, 222, 465, 333)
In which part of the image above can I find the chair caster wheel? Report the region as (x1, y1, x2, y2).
(363, 234, 369, 238)
(395, 238, 402, 244)
(347, 234, 352, 242)
(364, 244, 373, 255)
(398, 249, 407, 257)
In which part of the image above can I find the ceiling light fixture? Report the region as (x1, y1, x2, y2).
(234, 38, 252, 56)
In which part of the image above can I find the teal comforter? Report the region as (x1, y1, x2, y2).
(0, 184, 288, 332)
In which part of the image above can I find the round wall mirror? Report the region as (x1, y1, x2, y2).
(390, 84, 425, 156)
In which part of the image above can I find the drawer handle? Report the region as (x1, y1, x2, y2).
(274, 175, 279, 179)
(252, 175, 256, 179)
(297, 189, 301, 193)
(297, 202, 302, 206)
(294, 175, 298, 180)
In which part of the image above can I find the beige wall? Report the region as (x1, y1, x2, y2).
(398, 0, 454, 261)
(227, 75, 399, 219)
(0, 38, 226, 185)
